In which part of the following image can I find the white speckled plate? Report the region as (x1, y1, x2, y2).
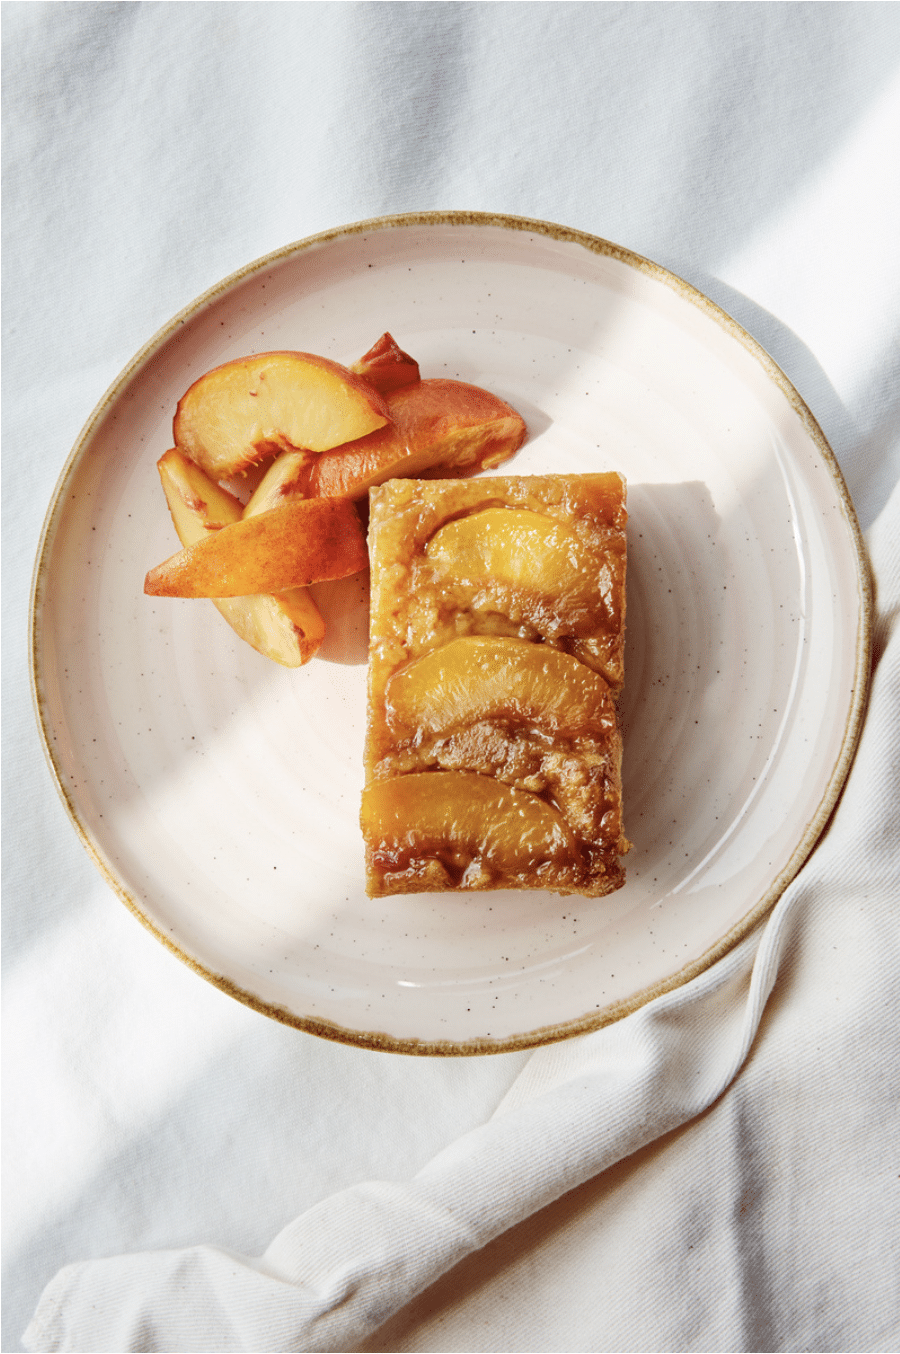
(31, 213, 871, 1053)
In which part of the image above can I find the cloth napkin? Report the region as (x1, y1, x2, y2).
(22, 927, 769, 1352)
(6, 4, 900, 1351)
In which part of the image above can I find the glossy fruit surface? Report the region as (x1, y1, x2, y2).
(425, 507, 622, 634)
(155, 450, 325, 664)
(385, 635, 615, 738)
(242, 449, 312, 517)
(350, 331, 420, 395)
(309, 379, 526, 499)
(361, 771, 579, 874)
(144, 496, 367, 597)
(174, 351, 389, 481)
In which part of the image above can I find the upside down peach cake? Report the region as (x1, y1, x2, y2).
(361, 473, 629, 898)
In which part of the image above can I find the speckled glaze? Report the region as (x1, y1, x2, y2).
(30, 213, 871, 1054)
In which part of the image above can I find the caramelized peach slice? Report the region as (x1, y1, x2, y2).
(144, 496, 367, 598)
(361, 772, 579, 874)
(155, 450, 324, 665)
(385, 636, 615, 739)
(173, 351, 390, 482)
(425, 508, 622, 634)
(215, 590, 325, 667)
(157, 446, 246, 536)
(242, 449, 312, 517)
(308, 379, 526, 500)
(350, 332, 420, 395)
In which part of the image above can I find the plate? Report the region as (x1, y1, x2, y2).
(30, 213, 871, 1054)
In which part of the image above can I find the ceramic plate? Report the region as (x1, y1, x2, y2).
(31, 213, 871, 1053)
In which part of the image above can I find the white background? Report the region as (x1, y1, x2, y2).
(4, 5, 899, 1351)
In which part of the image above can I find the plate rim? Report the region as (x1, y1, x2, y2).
(29, 210, 874, 1055)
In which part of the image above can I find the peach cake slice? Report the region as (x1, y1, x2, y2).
(361, 473, 629, 897)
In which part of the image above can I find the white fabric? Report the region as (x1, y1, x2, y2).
(4, 4, 899, 1352)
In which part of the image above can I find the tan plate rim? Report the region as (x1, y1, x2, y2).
(29, 210, 874, 1055)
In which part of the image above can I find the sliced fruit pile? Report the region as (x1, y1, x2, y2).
(143, 334, 527, 665)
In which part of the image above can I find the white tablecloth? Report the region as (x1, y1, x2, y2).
(4, 4, 899, 1351)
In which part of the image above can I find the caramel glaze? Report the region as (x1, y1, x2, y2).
(362, 474, 629, 898)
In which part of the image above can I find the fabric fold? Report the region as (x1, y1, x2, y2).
(23, 901, 798, 1354)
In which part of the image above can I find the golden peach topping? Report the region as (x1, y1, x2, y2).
(385, 635, 616, 740)
(361, 771, 580, 880)
(361, 473, 628, 898)
(425, 507, 623, 635)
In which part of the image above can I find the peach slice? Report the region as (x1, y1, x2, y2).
(424, 507, 623, 635)
(350, 332, 420, 395)
(307, 378, 527, 500)
(361, 772, 579, 875)
(157, 446, 246, 536)
(154, 450, 325, 664)
(173, 351, 390, 482)
(144, 495, 367, 598)
(242, 449, 312, 517)
(385, 636, 616, 739)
